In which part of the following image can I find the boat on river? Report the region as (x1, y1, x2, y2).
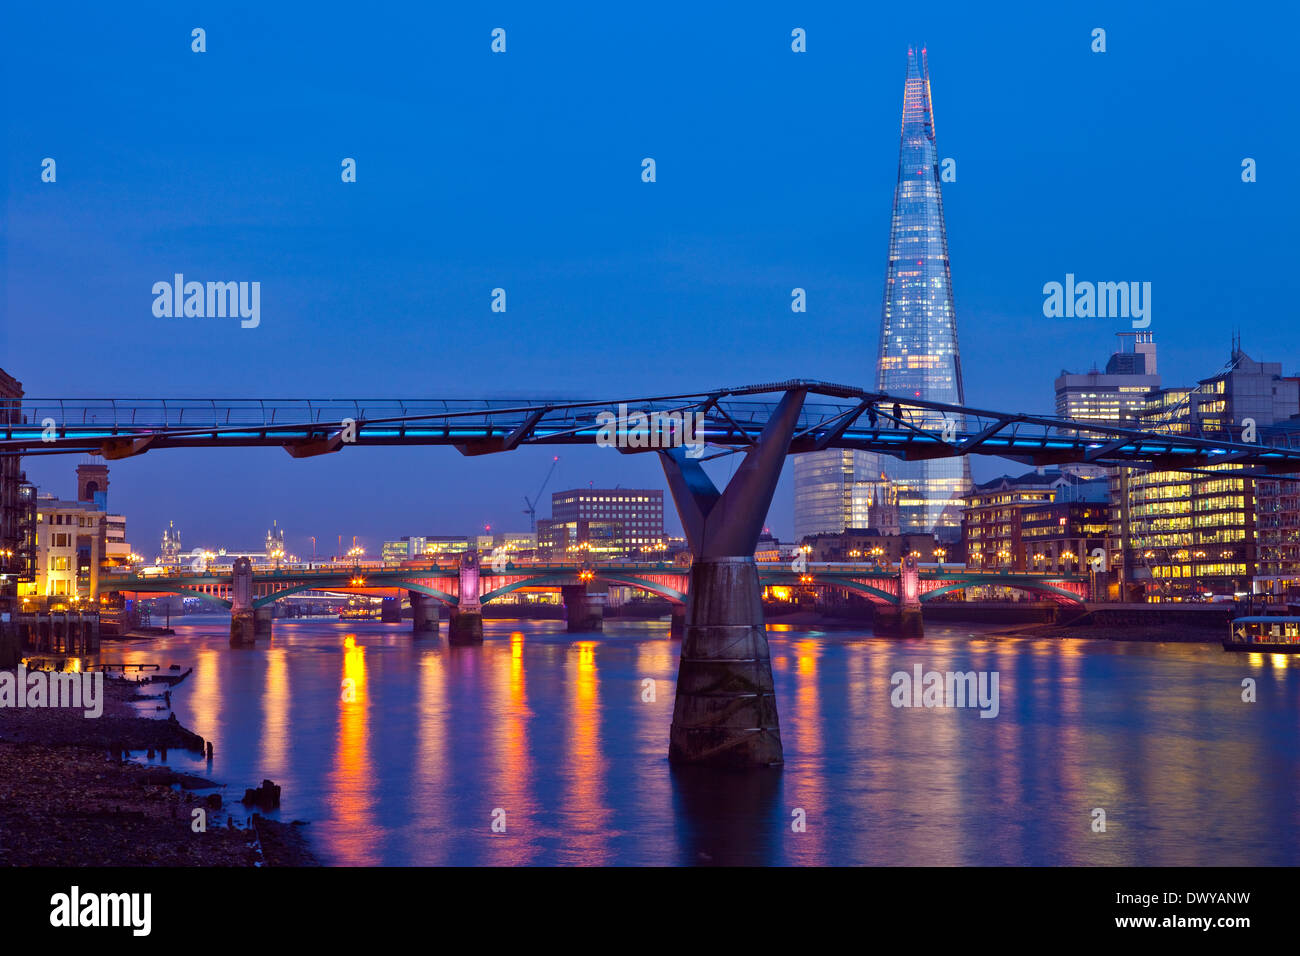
(1223, 616, 1300, 653)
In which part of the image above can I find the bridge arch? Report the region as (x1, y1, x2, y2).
(478, 574, 570, 606)
(245, 581, 448, 609)
(589, 572, 687, 605)
(114, 583, 234, 609)
(399, 582, 461, 607)
(920, 578, 1086, 606)
(759, 571, 898, 606)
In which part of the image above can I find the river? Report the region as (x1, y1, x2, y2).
(94, 614, 1300, 865)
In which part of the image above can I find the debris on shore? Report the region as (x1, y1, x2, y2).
(242, 779, 282, 810)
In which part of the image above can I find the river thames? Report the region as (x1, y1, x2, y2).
(96, 616, 1300, 866)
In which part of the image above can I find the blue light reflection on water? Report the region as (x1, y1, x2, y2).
(93, 615, 1300, 865)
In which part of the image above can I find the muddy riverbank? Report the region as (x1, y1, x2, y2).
(0, 667, 317, 866)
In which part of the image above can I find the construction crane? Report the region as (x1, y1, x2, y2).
(523, 456, 560, 532)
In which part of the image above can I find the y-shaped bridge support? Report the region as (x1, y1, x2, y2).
(660, 387, 806, 767)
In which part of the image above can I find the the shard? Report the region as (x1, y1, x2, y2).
(793, 45, 970, 542)
(875, 45, 971, 538)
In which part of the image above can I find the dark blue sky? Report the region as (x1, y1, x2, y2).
(4, 1, 1297, 557)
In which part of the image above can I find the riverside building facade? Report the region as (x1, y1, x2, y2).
(1111, 346, 1300, 601)
(961, 471, 1107, 573)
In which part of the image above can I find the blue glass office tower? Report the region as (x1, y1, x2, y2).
(875, 45, 970, 538)
(794, 46, 970, 542)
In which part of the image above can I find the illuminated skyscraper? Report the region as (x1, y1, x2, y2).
(794, 45, 970, 540)
(875, 45, 970, 538)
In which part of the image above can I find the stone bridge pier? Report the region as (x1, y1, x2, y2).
(448, 553, 483, 645)
(230, 557, 257, 647)
(873, 555, 923, 637)
(562, 582, 606, 632)
(658, 386, 807, 768)
(381, 596, 402, 623)
(410, 591, 439, 636)
(254, 605, 274, 639)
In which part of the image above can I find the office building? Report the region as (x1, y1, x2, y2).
(381, 536, 472, 564)
(538, 488, 664, 558)
(1, 369, 30, 613)
(1112, 345, 1300, 600)
(1255, 419, 1300, 601)
(1055, 332, 1160, 426)
(22, 462, 132, 605)
(793, 450, 900, 541)
(962, 470, 1109, 573)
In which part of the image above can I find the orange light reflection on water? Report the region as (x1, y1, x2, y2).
(563, 640, 611, 864)
(260, 648, 289, 775)
(787, 639, 827, 864)
(415, 639, 448, 864)
(329, 634, 378, 864)
(486, 630, 535, 864)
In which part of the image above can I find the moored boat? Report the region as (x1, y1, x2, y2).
(1223, 616, 1300, 652)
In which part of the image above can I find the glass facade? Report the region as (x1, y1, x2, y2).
(1105, 353, 1297, 600)
(793, 450, 888, 541)
(875, 46, 971, 538)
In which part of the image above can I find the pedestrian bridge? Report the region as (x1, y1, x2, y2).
(16, 379, 1229, 768)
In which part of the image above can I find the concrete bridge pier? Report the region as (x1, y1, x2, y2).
(874, 605, 923, 636)
(898, 555, 923, 637)
(874, 556, 924, 637)
(381, 596, 402, 623)
(230, 557, 258, 647)
(669, 605, 686, 640)
(562, 584, 605, 633)
(658, 386, 806, 768)
(254, 606, 274, 638)
(449, 553, 484, 646)
(231, 609, 256, 646)
(410, 591, 439, 636)
(448, 608, 482, 644)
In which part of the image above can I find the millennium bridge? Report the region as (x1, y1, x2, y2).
(6, 380, 1298, 767)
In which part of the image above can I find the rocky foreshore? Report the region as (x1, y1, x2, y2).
(0, 668, 317, 866)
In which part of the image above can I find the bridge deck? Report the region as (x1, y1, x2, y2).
(6, 381, 1299, 474)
